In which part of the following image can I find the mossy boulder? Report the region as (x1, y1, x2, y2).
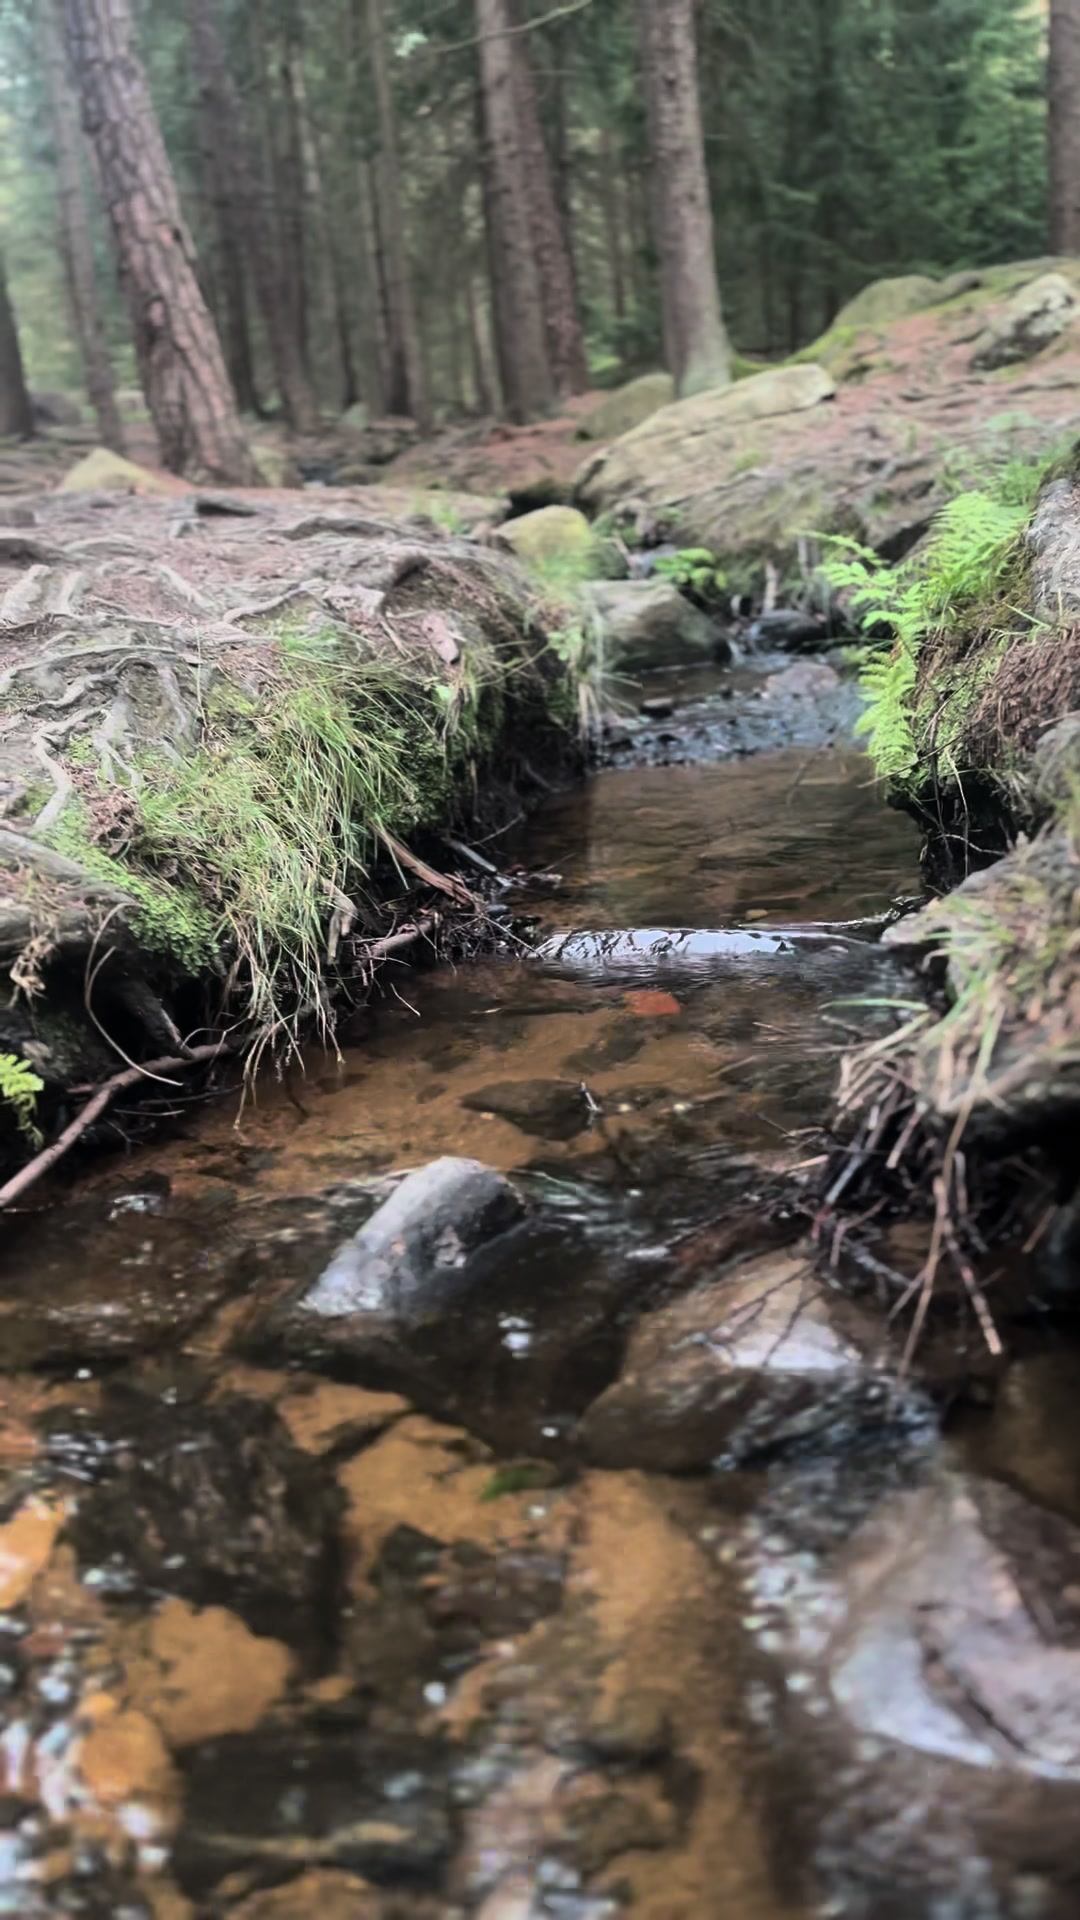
(576, 373, 676, 443)
(830, 274, 942, 329)
(582, 579, 725, 671)
(497, 505, 598, 573)
(57, 448, 187, 496)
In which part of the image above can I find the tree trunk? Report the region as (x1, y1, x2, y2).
(475, 0, 553, 422)
(1049, 0, 1080, 252)
(366, 0, 429, 427)
(507, 0, 588, 397)
(184, 0, 257, 413)
(0, 257, 34, 439)
(63, 0, 257, 483)
(635, 0, 730, 397)
(41, 0, 126, 450)
(600, 129, 628, 330)
(189, 0, 317, 432)
(277, 16, 311, 381)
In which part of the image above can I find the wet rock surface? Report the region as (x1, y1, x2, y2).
(56, 1386, 342, 1650)
(578, 1249, 926, 1472)
(736, 1459, 1080, 1916)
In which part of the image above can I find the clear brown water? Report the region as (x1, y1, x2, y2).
(0, 735, 951, 1918)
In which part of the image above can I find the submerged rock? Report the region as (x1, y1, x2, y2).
(741, 1466, 1080, 1916)
(582, 578, 728, 670)
(173, 1722, 452, 1894)
(59, 1388, 341, 1649)
(460, 1078, 592, 1140)
(297, 1157, 527, 1326)
(578, 1250, 915, 1472)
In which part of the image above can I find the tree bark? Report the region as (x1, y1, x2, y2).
(63, 0, 258, 483)
(366, 0, 429, 427)
(1049, 0, 1080, 252)
(41, 0, 126, 450)
(183, 0, 257, 413)
(189, 0, 317, 432)
(508, 1, 588, 396)
(475, 0, 553, 423)
(635, 0, 730, 397)
(0, 256, 34, 440)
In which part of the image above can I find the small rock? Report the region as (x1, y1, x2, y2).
(229, 1873, 384, 1920)
(583, 579, 729, 671)
(297, 1157, 526, 1324)
(763, 661, 841, 697)
(639, 695, 676, 719)
(57, 446, 187, 495)
(31, 388, 84, 428)
(0, 1493, 66, 1608)
(496, 504, 597, 572)
(460, 1079, 591, 1141)
(575, 372, 676, 442)
(579, 1250, 907, 1471)
(747, 608, 831, 653)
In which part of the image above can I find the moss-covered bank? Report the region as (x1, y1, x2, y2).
(0, 489, 591, 1170)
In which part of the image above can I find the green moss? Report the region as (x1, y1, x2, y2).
(0, 1053, 43, 1146)
(821, 452, 1051, 790)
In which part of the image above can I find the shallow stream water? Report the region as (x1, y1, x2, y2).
(4, 666, 1079, 1918)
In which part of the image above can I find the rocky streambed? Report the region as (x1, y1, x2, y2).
(3, 651, 1080, 1920)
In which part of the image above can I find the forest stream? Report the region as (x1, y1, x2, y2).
(4, 657, 1080, 1920)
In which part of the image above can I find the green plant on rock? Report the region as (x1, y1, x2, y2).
(821, 462, 1048, 786)
(653, 547, 728, 606)
(0, 1054, 44, 1146)
(49, 628, 521, 1057)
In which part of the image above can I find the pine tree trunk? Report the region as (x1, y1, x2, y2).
(475, 0, 552, 423)
(63, 0, 258, 483)
(277, 15, 311, 382)
(507, 0, 588, 397)
(366, 0, 429, 427)
(41, 0, 125, 450)
(189, 0, 317, 432)
(1049, 0, 1080, 252)
(635, 0, 730, 397)
(600, 128, 627, 329)
(0, 256, 34, 440)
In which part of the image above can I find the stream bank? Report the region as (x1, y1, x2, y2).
(6, 645, 1080, 1918)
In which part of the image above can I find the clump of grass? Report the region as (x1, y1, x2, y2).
(51, 628, 518, 1054)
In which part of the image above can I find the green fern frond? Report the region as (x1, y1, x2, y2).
(0, 1053, 44, 1147)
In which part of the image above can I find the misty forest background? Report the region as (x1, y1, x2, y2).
(0, 0, 1065, 454)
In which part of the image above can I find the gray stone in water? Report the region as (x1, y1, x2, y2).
(578, 1250, 900, 1472)
(461, 1078, 591, 1140)
(299, 1155, 526, 1327)
(583, 579, 730, 672)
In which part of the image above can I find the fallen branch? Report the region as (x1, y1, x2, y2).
(362, 913, 439, 963)
(0, 1041, 235, 1212)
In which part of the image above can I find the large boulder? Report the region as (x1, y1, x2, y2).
(575, 372, 676, 442)
(971, 270, 1075, 369)
(572, 263, 1080, 585)
(583, 578, 727, 670)
(32, 389, 84, 429)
